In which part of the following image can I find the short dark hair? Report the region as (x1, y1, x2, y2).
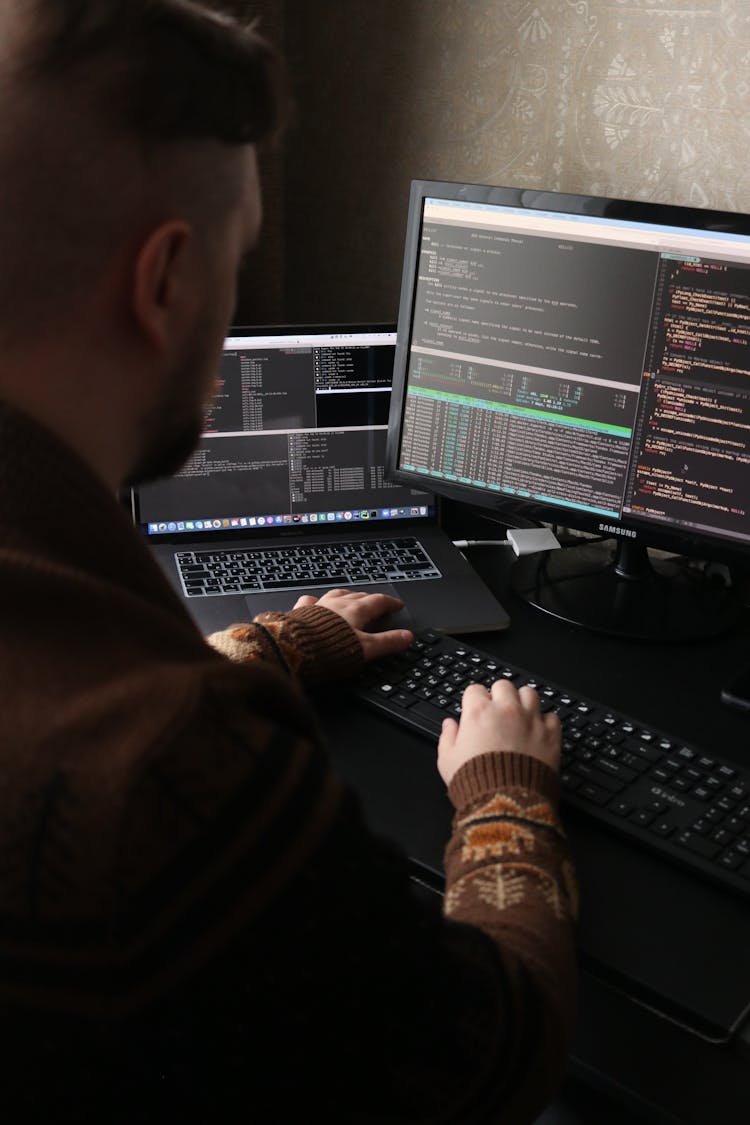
(24, 0, 288, 147)
(0, 1, 288, 334)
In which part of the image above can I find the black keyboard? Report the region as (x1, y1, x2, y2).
(175, 537, 441, 598)
(355, 630, 750, 901)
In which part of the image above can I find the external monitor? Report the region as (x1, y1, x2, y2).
(385, 180, 750, 640)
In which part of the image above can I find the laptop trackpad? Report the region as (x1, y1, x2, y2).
(244, 583, 413, 631)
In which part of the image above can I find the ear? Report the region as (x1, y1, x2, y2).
(131, 220, 194, 353)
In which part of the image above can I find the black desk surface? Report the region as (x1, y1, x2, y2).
(318, 532, 750, 1125)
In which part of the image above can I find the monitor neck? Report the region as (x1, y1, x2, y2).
(510, 536, 737, 642)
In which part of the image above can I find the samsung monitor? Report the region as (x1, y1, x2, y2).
(386, 180, 750, 640)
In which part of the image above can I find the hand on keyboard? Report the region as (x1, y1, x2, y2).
(293, 589, 414, 663)
(437, 679, 562, 786)
(356, 630, 750, 900)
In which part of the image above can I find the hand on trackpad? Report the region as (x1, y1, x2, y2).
(244, 582, 413, 630)
(311, 582, 415, 633)
(362, 597, 415, 634)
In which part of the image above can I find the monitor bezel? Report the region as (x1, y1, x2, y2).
(385, 179, 750, 568)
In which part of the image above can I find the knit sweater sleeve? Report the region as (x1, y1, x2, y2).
(205, 604, 363, 684)
(442, 750, 579, 1123)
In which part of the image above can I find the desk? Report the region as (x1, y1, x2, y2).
(320, 529, 750, 1125)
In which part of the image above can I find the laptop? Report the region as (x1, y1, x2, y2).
(131, 325, 509, 636)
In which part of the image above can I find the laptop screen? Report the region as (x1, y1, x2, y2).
(132, 325, 435, 539)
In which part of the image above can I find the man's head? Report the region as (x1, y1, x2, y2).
(0, 1, 287, 487)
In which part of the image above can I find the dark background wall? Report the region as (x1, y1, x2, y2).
(222, 1, 750, 327)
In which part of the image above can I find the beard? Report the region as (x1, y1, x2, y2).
(122, 316, 221, 489)
(122, 405, 203, 489)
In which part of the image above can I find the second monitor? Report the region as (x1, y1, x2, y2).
(386, 180, 750, 640)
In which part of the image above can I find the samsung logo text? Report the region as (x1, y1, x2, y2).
(598, 523, 637, 539)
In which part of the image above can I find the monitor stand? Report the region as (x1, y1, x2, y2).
(510, 537, 737, 642)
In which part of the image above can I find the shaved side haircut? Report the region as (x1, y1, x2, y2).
(0, 0, 287, 333)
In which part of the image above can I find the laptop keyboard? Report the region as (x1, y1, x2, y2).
(355, 629, 750, 902)
(175, 536, 441, 597)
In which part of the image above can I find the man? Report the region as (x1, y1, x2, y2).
(0, 2, 577, 1122)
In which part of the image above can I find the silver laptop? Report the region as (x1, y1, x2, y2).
(131, 325, 509, 636)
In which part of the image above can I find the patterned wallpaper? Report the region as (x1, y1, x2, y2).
(250, 1, 750, 322)
(412, 0, 750, 211)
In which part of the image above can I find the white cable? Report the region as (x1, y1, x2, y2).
(452, 539, 511, 550)
(453, 528, 561, 558)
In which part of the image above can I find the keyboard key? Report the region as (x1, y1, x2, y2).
(691, 786, 712, 802)
(391, 692, 417, 709)
(720, 852, 744, 870)
(578, 783, 612, 806)
(676, 833, 721, 860)
(570, 762, 625, 794)
(624, 739, 662, 763)
(411, 699, 449, 730)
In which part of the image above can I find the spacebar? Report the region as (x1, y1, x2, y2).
(261, 574, 350, 589)
(408, 699, 446, 734)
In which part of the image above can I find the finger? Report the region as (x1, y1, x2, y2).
(543, 710, 562, 740)
(293, 594, 318, 609)
(461, 681, 494, 713)
(345, 593, 406, 629)
(437, 716, 458, 753)
(357, 592, 405, 613)
(463, 681, 492, 698)
(318, 589, 402, 614)
(436, 717, 460, 785)
(518, 684, 542, 713)
(360, 628, 413, 663)
(542, 712, 562, 765)
(489, 677, 520, 705)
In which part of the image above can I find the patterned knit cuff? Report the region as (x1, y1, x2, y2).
(255, 604, 364, 684)
(206, 605, 363, 683)
(447, 751, 560, 811)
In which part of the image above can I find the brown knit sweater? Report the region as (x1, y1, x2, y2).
(0, 401, 577, 1124)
